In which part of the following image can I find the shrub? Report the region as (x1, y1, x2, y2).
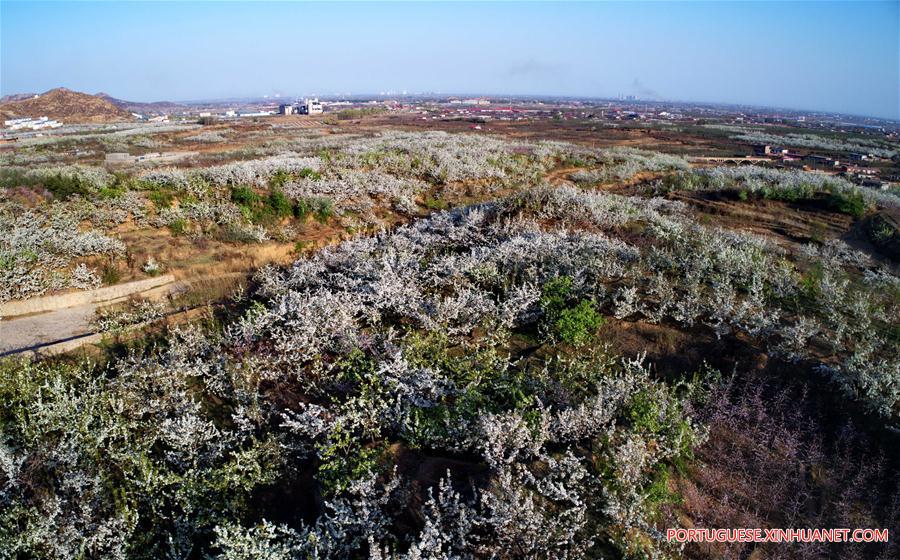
(826, 190, 867, 217)
(628, 389, 663, 433)
(101, 261, 121, 285)
(93, 298, 165, 333)
(185, 130, 226, 143)
(555, 299, 605, 346)
(868, 215, 897, 245)
(230, 185, 260, 206)
(540, 276, 604, 345)
(218, 223, 269, 244)
(316, 426, 385, 496)
(0, 168, 31, 190)
(425, 197, 449, 210)
(541, 275, 573, 315)
(335, 107, 385, 120)
(267, 189, 293, 219)
(0, 207, 125, 301)
(0, 167, 105, 199)
(689, 166, 896, 211)
(97, 185, 125, 200)
(43, 173, 94, 199)
(311, 197, 334, 224)
(147, 189, 175, 208)
(269, 169, 291, 189)
(142, 257, 163, 276)
(297, 167, 322, 181)
(760, 182, 812, 202)
(293, 197, 311, 220)
(168, 218, 188, 235)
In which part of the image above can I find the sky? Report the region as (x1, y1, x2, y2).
(1, 1, 898, 119)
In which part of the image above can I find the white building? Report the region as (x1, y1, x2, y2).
(4, 117, 37, 126)
(4, 116, 62, 130)
(30, 120, 62, 130)
(299, 98, 323, 115)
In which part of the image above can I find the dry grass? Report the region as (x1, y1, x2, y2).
(668, 373, 900, 560)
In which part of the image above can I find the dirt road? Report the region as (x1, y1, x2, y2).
(0, 274, 179, 357)
(0, 304, 98, 355)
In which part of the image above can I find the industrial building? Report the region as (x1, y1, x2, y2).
(3, 116, 62, 131)
(278, 99, 323, 116)
(300, 98, 323, 115)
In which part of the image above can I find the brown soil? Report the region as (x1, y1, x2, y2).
(600, 319, 764, 379)
(672, 192, 854, 245)
(545, 166, 583, 185)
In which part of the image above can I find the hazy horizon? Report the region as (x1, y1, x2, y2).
(2, 1, 898, 120)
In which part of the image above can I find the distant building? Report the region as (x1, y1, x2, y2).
(803, 154, 834, 167)
(279, 104, 295, 115)
(299, 99, 323, 115)
(4, 117, 29, 126)
(4, 116, 62, 131)
(105, 152, 132, 164)
(846, 166, 879, 176)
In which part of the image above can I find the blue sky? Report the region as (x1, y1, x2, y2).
(1, 1, 898, 119)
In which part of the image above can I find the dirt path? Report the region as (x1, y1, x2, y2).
(0, 304, 98, 355)
(0, 275, 183, 357)
(545, 166, 581, 185)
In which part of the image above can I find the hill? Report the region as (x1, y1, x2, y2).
(0, 93, 37, 103)
(0, 87, 134, 123)
(95, 92, 187, 115)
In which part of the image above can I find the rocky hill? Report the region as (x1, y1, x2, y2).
(0, 93, 37, 103)
(0, 87, 134, 123)
(95, 92, 187, 115)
